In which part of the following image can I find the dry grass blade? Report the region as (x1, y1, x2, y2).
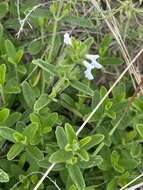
(105, 0, 143, 92)
(126, 182, 143, 190)
(91, 0, 143, 93)
(120, 173, 143, 190)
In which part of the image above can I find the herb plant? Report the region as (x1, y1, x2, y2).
(0, 0, 143, 190)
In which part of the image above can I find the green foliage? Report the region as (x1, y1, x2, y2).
(0, 169, 9, 183)
(0, 1, 142, 190)
(0, 2, 8, 19)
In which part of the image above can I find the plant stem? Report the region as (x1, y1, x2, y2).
(0, 85, 5, 104)
(47, 1, 64, 63)
(93, 112, 126, 156)
(91, 114, 105, 134)
(15, 65, 19, 83)
(41, 70, 46, 94)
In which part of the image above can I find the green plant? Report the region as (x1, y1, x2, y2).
(0, 0, 143, 190)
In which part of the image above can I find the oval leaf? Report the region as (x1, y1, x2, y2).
(26, 146, 44, 161)
(0, 169, 9, 183)
(7, 143, 24, 160)
(49, 149, 72, 163)
(67, 164, 85, 190)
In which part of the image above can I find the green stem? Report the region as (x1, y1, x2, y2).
(47, 1, 64, 63)
(15, 65, 18, 83)
(41, 70, 46, 94)
(91, 114, 105, 134)
(109, 112, 126, 137)
(0, 85, 5, 104)
(93, 142, 105, 156)
(93, 112, 126, 156)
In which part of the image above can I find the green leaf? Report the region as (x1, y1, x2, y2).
(56, 126, 68, 149)
(0, 169, 9, 183)
(15, 49, 24, 63)
(67, 164, 85, 190)
(76, 149, 89, 161)
(113, 164, 125, 173)
(70, 80, 93, 96)
(100, 57, 123, 65)
(65, 123, 77, 144)
(13, 132, 27, 144)
(28, 40, 42, 55)
(69, 185, 77, 190)
(7, 143, 24, 160)
(32, 59, 58, 76)
(0, 126, 16, 142)
(0, 64, 6, 85)
(107, 179, 117, 190)
(79, 137, 91, 148)
(60, 99, 83, 118)
(34, 93, 50, 111)
(99, 34, 112, 57)
(119, 158, 139, 170)
(112, 83, 126, 101)
(92, 90, 100, 109)
(49, 149, 72, 163)
(111, 151, 124, 173)
(136, 124, 143, 138)
(0, 2, 8, 18)
(26, 146, 44, 161)
(5, 112, 22, 127)
(30, 113, 40, 123)
(63, 16, 93, 28)
(83, 37, 94, 50)
(0, 108, 9, 122)
(132, 98, 143, 112)
(22, 82, 36, 108)
(111, 150, 120, 165)
(5, 39, 16, 61)
(0, 23, 3, 39)
(23, 122, 39, 144)
(61, 93, 76, 107)
(85, 134, 104, 150)
(79, 155, 103, 169)
(5, 77, 21, 94)
(130, 142, 142, 158)
(43, 112, 58, 127)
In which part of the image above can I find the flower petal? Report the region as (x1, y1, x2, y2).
(86, 54, 99, 61)
(91, 60, 103, 69)
(64, 33, 72, 45)
(84, 69, 94, 80)
(83, 60, 94, 70)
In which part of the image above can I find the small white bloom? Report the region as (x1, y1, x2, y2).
(84, 69, 94, 80)
(64, 33, 72, 45)
(86, 54, 102, 69)
(83, 61, 94, 80)
(83, 54, 102, 80)
(91, 60, 103, 69)
(86, 54, 99, 60)
(83, 60, 94, 70)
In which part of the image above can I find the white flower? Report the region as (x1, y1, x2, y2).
(64, 33, 72, 45)
(83, 55, 102, 80)
(83, 60, 95, 70)
(63, 33, 103, 80)
(86, 54, 102, 69)
(84, 69, 94, 80)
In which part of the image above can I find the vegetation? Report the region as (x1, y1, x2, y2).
(0, 0, 143, 189)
